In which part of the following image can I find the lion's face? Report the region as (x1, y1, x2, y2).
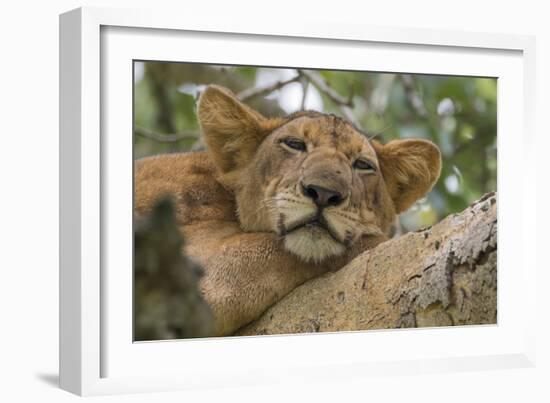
(248, 114, 391, 262)
(198, 86, 441, 263)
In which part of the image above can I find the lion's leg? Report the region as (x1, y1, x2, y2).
(182, 222, 330, 336)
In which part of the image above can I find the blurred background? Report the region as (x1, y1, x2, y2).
(134, 61, 497, 231)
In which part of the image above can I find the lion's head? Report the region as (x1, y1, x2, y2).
(198, 85, 441, 263)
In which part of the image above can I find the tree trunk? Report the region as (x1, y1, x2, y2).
(236, 192, 497, 336)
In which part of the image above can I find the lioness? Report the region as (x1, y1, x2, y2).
(135, 85, 441, 336)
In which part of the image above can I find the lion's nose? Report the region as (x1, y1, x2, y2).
(302, 183, 344, 208)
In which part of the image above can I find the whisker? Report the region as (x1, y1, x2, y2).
(326, 210, 382, 235)
(250, 198, 276, 218)
(328, 210, 361, 222)
(272, 196, 311, 206)
(259, 196, 315, 225)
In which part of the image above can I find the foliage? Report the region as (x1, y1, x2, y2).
(134, 198, 214, 340)
(134, 62, 496, 231)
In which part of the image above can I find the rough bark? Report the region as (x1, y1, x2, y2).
(236, 192, 497, 336)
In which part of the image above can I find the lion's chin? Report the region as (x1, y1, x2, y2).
(283, 226, 346, 263)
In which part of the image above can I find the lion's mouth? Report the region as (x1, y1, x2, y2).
(283, 214, 342, 244)
(303, 218, 326, 229)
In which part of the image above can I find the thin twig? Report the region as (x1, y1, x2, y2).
(368, 123, 393, 141)
(400, 74, 428, 117)
(339, 106, 360, 127)
(298, 69, 354, 108)
(134, 126, 198, 143)
(237, 75, 301, 101)
(298, 69, 359, 126)
(300, 80, 309, 110)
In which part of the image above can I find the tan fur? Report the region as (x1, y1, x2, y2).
(135, 85, 441, 336)
(371, 139, 442, 213)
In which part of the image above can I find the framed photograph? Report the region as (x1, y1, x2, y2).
(60, 7, 537, 396)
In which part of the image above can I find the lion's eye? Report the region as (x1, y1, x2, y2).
(281, 138, 307, 152)
(354, 158, 376, 172)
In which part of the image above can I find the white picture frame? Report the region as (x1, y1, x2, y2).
(59, 6, 537, 396)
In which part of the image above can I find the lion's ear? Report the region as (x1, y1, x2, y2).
(197, 85, 271, 173)
(373, 139, 441, 213)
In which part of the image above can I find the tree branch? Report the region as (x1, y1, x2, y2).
(400, 74, 428, 117)
(298, 69, 359, 125)
(236, 75, 301, 101)
(134, 126, 198, 143)
(300, 80, 309, 111)
(299, 70, 353, 107)
(236, 192, 497, 336)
